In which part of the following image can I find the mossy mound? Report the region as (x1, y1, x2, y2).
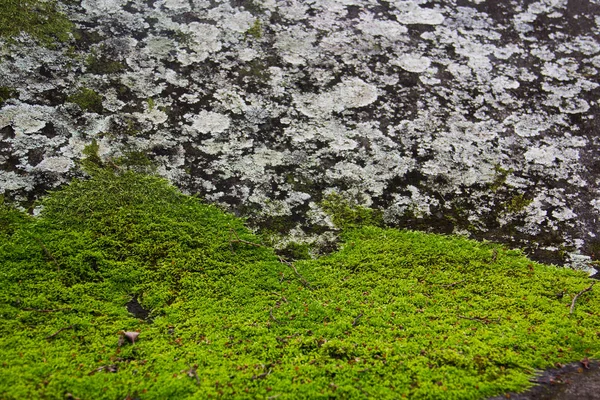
(0, 170, 598, 399)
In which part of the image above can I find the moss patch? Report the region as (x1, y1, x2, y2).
(67, 88, 103, 113)
(0, 87, 18, 106)
(246, 19, 263, 39)
(0, 0, 72, 47)
(320, 192, 384, 229)
(85, 45, 126, 75)
(0, 170, 598, 399)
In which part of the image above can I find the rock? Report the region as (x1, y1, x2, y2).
(1, 0, 599, 267)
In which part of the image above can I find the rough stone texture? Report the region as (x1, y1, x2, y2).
(488, 361, 600, 400)
(1, 0, 599, 268)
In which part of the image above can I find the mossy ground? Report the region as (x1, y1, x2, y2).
(0, 170, 599, 399)
(0, 0, 72, 47)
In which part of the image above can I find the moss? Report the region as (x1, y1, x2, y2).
(278, 241, 312, 260)
(246, 19, 263, 39)
(0, 170, 599, 399)
(81, 139, 103, 169)
(237, 59, 271, 83)
(489, 165, 513, 192)
(113, 150, 156, 174)
(0, 87, 18, 106)
(504, 194, 533, 214)
(146, 97, 156, 111)
(0, 198, 31, 237)
(0, 0, 72, 48)
(67, 88, 103, 113)
(320, 192, 384, 229)
(85, 52, 126, 75)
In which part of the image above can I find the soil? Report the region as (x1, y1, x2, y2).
(488, 361, 600, 400)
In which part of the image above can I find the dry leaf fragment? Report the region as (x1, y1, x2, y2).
(581, 357, 590, 369)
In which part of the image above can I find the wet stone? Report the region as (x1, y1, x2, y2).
(0, 0, 599, 271)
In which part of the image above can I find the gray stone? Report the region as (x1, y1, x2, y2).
(1, 0, 599, 269)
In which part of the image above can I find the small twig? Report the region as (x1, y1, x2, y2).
(34, 238, 61, 272)
(45, 325, 74, 339)
(269, 308, 282, 324)
(458, 315, 499, 324)
(88, 364, 118, 375)
(438, 279, 466, 288)
(570, 281, 596, 315)
(352, 312, 364, 327)
(229, 227, 264, 248)
(278, 256, 314, 290)
(187, 364, 200, 385)
(251, 368, 272, 380)
(22, 307, 71, 313)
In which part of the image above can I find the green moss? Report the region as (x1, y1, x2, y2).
(0, 87, 18, 106)
(1, 170, 599, 399)
(320, 192, 384, 229)
(81, 139, 103, 168)
(67, 88, 103, 113)
(504, 194, 533, 214)
(86, 52, 126, 75)
(238, 59, 271, 82)
(172, 30, 194, 45)
(0, 0, 72, 48)
(246, 19, 263, 39)
(489, 165, 513, 192)
(0, 198, 31, 237)
(113, 151, 156, 174)
(278, 241, 312, 260)
(146, 97, 156, 111)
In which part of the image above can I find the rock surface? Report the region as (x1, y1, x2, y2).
(1, 0, 599, 268)
(489, 361, 600, 400)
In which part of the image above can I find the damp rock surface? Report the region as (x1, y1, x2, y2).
(1, 0, 600, 267)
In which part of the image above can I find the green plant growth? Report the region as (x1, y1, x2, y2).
(1, 170, 599, 399)
(320, 192, 384, 229)
(0, 87, 18, 106)
(81, 140, 156, 174)
(86, 51, 126, 75)
(489, 165, 513, 192)
(113, 150, 156, 174)
(80, 139, 103, 169)
(67, 88, 103, 113)
(246, 19, 263, 39)
(0, 0, 72, 47)
(146, 97, 156, 111)
(503, 194, 533, 214)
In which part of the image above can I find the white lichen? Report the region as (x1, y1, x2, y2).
(187, 111, 231, 135)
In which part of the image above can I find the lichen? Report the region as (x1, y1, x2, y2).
(1, 0, 600, 270)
